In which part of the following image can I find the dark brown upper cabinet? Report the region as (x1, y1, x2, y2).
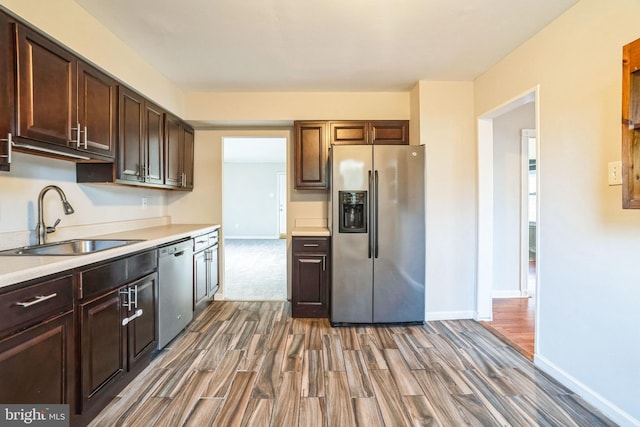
(623, 37, 640, 208)
(164, 113, 194, 190)
(15, 24, 76, 148)
(118, 86, 164, 186)
(294, 121, 328, 190)
(329, 121, 368, 145)
(77, 61, 117, 159)
(329, 121, 409, 145)
(13, 23, 116, 162)
(369, 120, 409, 145)
(0, 11, 15, 172)
(294, 120, 410, 190)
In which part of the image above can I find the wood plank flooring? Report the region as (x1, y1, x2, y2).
(481, 297, 535, 360)
(89, 301, 614, 427)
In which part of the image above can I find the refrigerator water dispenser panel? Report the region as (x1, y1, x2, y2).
(339, 191, 367, 233)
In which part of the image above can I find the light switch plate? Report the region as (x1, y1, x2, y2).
(608, 161, 622, 186)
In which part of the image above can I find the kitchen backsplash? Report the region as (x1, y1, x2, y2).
(0, 152, 168, 238)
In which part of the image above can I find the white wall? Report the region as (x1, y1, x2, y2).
(417, 81, 477, 320)
(224, 162, 285, 238)
(0, 153, 166, 248)
(492, 103, 535, 294)
(475, 0, 640, 424)
(0, 0, 184, 115)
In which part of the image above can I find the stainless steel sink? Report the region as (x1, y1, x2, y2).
(0, 239, 143, 256)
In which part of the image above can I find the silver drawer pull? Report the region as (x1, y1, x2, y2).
(303, 244, 319, 247)
(122, 308, 143, 326)
(16, 293, 58, 308)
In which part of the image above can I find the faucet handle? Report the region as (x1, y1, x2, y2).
(46, 218, 61, 234)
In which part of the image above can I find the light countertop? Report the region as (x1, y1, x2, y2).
(0, 224, 220, 290)
(291, 227, 331, 237)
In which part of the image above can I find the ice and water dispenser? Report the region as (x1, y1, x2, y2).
(338, 191, 367, 233)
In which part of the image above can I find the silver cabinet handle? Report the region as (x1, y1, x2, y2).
(83, 126, 88, 149)
(16, 293, 57, 308)
(303, 244, 319, 247)
(121, 308, 143, 326)
(71, 122, 80, 147)
(0, 133, 11, 165)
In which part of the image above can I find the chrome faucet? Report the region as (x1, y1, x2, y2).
(35, 185, 75, 245)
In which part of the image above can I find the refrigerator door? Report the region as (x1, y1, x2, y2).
(331, 145, 374, 323)
(372, 145, 425, 323)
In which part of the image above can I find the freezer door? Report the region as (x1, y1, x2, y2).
(373, 145, 425, 323)
(331, 145, 374, 323)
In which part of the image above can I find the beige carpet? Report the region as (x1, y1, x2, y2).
(223, 238, 287, 301)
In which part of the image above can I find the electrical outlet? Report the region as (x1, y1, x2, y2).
(608, 161, 622, 186)
(141, 197, 148, 209)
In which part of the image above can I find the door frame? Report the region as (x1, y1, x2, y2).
(520, 129, 537, 297)
(476, 86, 540, 352)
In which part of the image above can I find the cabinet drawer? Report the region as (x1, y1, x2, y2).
(81, 258, 127, 300)
(194, 230, 218, 252)
(80, 250, 157, 300)
(0, 275, 73, 337)
(292, 237, 330, 253)
(127, 249, 157, 280)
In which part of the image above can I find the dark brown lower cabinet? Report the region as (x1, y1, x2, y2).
(292, 236, 330, 318)
(79, 288, 126, 414)
(0, 311, 74, 406)
(78, 272, 157, 418)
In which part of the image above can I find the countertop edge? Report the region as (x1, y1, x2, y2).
(0, 224, 220, 290)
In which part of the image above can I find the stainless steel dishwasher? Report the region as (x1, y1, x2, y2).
(157, 239, 193, 349)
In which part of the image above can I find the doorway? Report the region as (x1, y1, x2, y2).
(477, 88, 539, 360)
(222, 136, 287, 301)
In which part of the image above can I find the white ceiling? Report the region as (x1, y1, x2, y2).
(73, 0, 578, 92)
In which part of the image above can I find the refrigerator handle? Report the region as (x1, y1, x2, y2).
(374, 170, 379, 258)
(368, 170, 373, 259)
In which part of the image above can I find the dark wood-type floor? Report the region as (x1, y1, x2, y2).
(481, 261, 536, 360)
(89, 301, 614, 427)
(481, 297, 535, 360)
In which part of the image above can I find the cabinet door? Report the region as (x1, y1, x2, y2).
(79, 289, 126, 413)
(0, 311, 73, 407)
(182, 125, 195, 190)
(294, 121, 328, 189)
(128, 273, 157, 369)
(164, 113, 182, 188)
(118, 87, 144, 183)
(329, 121, 368, 145)
(77, 61, 117, 159)
(0, 11, 15, 171)
(208, 245, 219, 296)
(623, 38, 640, 208)
(194, 250, 208, 307)
(144, 101, 164, 185)
(292, 253, 328, 317)
(369, 121, 409, 145)
(15, 24, 76, 147)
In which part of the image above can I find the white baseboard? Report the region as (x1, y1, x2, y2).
(535, 354, 640, 427)
(425, 310, 475, 321)
(492, 290, 527, 298)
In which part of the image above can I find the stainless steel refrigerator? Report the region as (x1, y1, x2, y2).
(330, 144, 425, 325)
